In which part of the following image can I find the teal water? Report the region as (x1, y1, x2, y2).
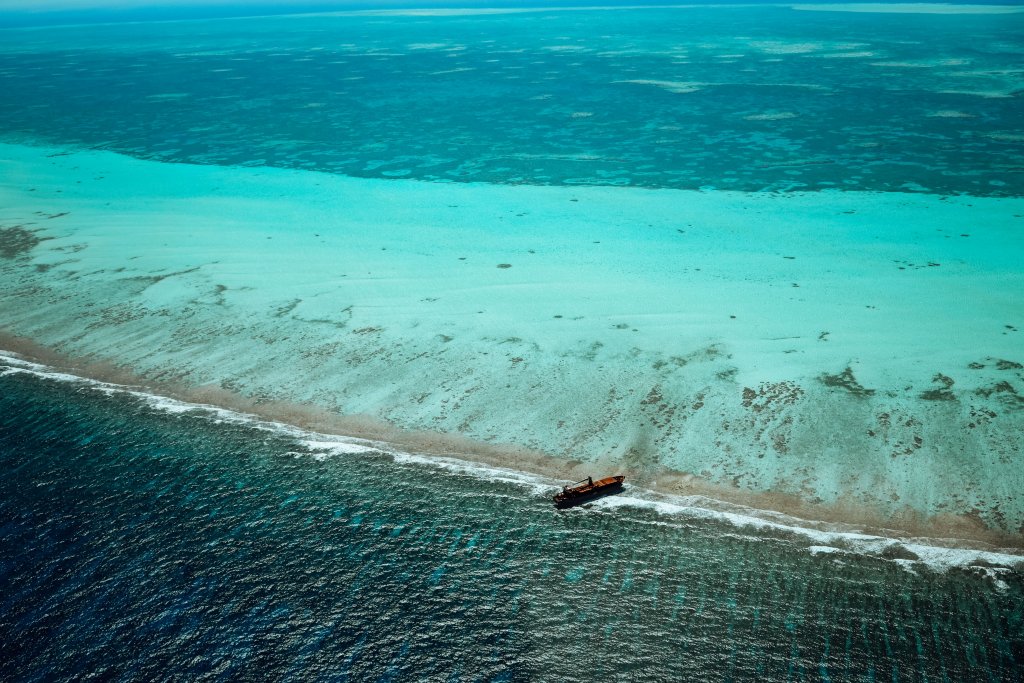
(2, 5, 1024, 680)
(1, 6, 1022, 195)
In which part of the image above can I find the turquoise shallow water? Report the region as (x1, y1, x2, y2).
(2, 142, 1022, 535)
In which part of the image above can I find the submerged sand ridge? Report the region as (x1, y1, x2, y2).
(1, 142, 1022, 538)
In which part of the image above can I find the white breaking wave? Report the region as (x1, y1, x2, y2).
(588, 492, 1022, 585)
(1, 349, 1021, 582)
(389, 451, 556, 497)
(0, 350, 383, 454)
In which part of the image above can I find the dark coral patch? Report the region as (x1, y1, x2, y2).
(0, 226, 43, 259)
(920, 373, 956, 401)
(975, 381, 1024, 409)
(819, 367, 874, 397)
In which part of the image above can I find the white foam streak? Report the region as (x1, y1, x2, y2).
(300, 440, 378, 459)
(0, 350, 383, 454)
(1, 350, 1021, 579)
(592, 492, 1023, 578)
(390, 451, 555, 496)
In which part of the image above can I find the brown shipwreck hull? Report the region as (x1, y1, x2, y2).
(553, 475, 625, 509)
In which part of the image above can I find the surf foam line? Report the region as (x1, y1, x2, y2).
(0, 350, 383, 454)
(1, 349, 1021, 581)
(590, 495, 1021, 588)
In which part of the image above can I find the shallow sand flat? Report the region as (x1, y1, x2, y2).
(1, 142, 1022, 537)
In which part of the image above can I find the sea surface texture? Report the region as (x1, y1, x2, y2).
(1, 4, 1023, 681)
(1, 365, 1022, 681)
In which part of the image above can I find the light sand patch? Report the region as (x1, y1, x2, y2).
(760, 82, 831, 91)
(743, 111, 798, 121)
(937, 88, 1016, 99)
(793, 3, 1024, 14)
(821, 51, 878, 59)
(872, 61, 933, 69)
(543, 45, 589, 52)
(301, 4, 872, 20)
(749, 41, 824, 54)
(949, 69, 1024, 77)
(615, 79, 705, 94)
(872, 58, 971, 68)
(314, 8, 543, 17)
(429, 67, 476, 75)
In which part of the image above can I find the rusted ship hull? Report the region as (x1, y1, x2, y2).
(553, 475, 625, 509)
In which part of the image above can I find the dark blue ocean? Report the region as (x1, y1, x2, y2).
(1, 363, 1022, 681)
